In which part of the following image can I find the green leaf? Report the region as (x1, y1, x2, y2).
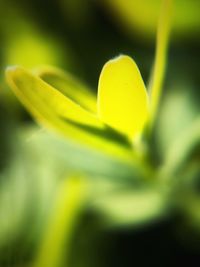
(161, 117, 200, 179)
(91, 184, 168, 227)
(156, 86, 200, 157)
(22, 126, 143, 182)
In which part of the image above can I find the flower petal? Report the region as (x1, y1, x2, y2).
(97, 55, 149, 139)
(6, 66, 101, 128)
(33, 65, 97, 113)
(6, 66, 134, 162)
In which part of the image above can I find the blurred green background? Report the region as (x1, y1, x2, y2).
(0, 0, 200, 266)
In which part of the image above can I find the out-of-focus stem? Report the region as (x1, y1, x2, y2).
(148, 0, 173, 130)
(33, 176, 87, 267)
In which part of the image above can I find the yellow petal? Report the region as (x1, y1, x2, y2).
(6, 66, 134, 162)
(33, 65, 97, 113)
(6, 66, 101, 128)
(97, 55, 149, 139)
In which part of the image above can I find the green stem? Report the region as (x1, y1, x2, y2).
(148, 0, 173, 130)
(33, 176, 87, 267)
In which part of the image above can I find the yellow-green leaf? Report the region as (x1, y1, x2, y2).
(34, 176, 87, 267)
(97, 55, 149, 140)
(148, 0, 172, 130)
(92, 185, 168, 227)
(6, 66, 134, 162)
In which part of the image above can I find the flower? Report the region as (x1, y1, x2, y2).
(5, 55, 148, 161)
(5, 0, 172, 163)
(6, 55, 149, 142)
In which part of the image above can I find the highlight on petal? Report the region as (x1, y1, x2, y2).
(5, 66, 134, 162)
(97, 55, 149, 140)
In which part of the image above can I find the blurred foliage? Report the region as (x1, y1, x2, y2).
(0, 0, 200, 267)
(100, 0, 200, 40)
